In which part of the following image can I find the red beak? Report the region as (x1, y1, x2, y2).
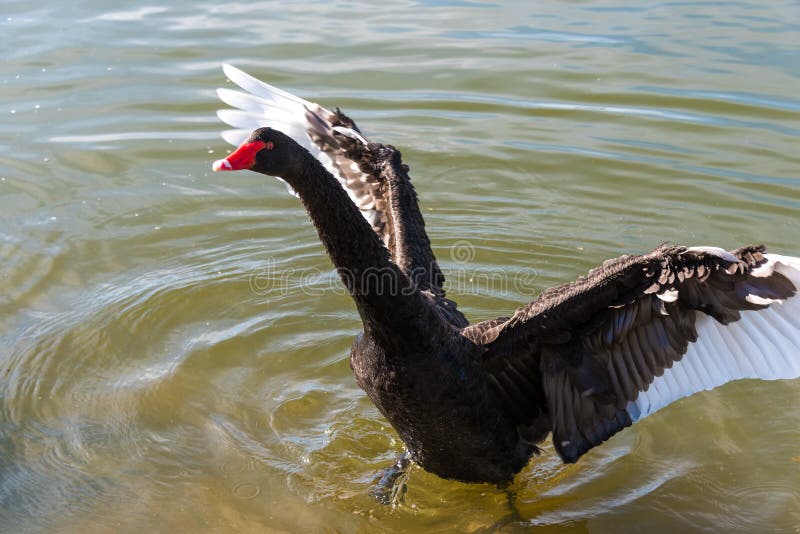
(212, 140, 266, 172)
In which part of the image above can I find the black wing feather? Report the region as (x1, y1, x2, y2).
(479, 244, 795, 463)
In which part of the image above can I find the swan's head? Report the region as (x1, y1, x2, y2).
(212, 127, 300, 177)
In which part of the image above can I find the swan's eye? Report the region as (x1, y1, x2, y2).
(265, 141, 275, 150)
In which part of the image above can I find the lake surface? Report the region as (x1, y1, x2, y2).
(2, 0, 799, 531)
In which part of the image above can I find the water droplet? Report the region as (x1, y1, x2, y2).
(207, 149, 214, 154)
(34, 104, 40, 110)
(221, 459, 247, 475)
(10, 109, 15, 114)
(232, 483, 260, 499)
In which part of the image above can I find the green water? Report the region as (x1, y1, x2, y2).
(2, 1, 799, 532)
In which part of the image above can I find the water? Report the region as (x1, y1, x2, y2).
(2, 1, 799, 531)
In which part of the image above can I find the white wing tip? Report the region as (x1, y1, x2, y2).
(222, 63, 245, 80)
(221, 129, 249, 146)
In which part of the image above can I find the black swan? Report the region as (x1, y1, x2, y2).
(212, 64, 800, 485)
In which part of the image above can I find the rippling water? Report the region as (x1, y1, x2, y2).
(2, 1, 799, 531)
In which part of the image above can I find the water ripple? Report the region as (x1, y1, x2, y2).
(720, 481, 800, 533)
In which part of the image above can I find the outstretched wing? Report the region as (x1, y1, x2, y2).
(479, 244, 800, 463)
(216, 65, 449, 298)
(216, 64, 387, 238)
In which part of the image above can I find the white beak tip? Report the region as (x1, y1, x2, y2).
(212, 158, 233, 172)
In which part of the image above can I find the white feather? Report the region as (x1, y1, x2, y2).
(215, 64, 385, 235)
(657, 289, 679, 303)
(686, 246, 739, 263)
(223, 63, 313, 108)
(628, 253, 800, 421)
(774, 254, 800, 285)
(217, 88, 279, 115)
(221, 129, 250, 146)
(216, 109, 266, 131)
(332, 125, 368, 145)
(746, 294, 779, 305)
(216, 90, 313, 148)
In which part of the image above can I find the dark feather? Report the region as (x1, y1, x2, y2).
(479, 243, 796, 463)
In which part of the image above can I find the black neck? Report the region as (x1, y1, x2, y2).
(282, 150, 447, 346)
